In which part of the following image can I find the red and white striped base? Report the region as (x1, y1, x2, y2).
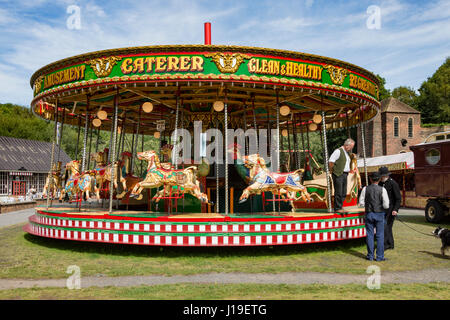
(24, 209, 367, 247)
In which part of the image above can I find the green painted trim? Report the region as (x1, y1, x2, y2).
(32, 52, 379, 100)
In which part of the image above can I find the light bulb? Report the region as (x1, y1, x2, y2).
(142, 102, 153, 113)
(92, 118, 101, 127)
(280, 105, 290, 116)
(213, 100, 224, 112)
(97, 110, 107, 120)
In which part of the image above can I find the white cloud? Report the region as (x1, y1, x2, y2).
(0, 0, 448, 106)
(0, 8, 17, 25)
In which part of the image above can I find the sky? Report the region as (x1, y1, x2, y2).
(0, 0, 449, 107)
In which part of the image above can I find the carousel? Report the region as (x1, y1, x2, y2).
(24, 24, 380, 247)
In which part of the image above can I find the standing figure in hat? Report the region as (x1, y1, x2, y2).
(359, 171, 390, 261)
(378, 166, 401, 250)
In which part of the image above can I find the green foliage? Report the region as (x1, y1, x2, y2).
(376, 74, 391, 101)
(0, 103, 53, 141)
(391, 86, 419, 109)
(416, 57, 450, 124)
(421, 122, 450, 127)
(0, 103, 161, 176)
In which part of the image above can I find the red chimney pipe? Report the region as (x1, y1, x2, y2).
(204, 22, 211, 45)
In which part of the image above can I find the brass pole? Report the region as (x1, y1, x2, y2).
(320, 96, 333, 213)
(109, 89, 119, 214)
(46, 99, 58, 209)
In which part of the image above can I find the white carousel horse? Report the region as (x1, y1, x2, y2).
(238, 154, 312, 211)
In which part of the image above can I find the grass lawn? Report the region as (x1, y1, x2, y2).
(0, 214, 448, 280)
(0, 282, 449, 300)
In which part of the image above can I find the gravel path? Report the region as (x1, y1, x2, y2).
(0, 269, 449, 290)
(0, 208, 35, 228)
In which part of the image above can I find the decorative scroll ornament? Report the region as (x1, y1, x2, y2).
(324, 65, 348, 86)
(88, 56, 121, 77)
(205, 52, 251, 73)
(34, 75, 44, 94)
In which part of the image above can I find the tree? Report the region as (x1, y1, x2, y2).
(391, 86, 419, 109)
(376, 74, 391, 101)
(416, 57, 450, 124)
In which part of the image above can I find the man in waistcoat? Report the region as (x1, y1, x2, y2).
(378, 166, 401, 250)
(359, 172, 390, 261)
(328, 138, 355, 213)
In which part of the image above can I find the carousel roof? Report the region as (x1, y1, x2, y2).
(30, 45, 381, 135)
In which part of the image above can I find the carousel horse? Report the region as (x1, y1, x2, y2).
(42, 161, 63, 199)
(59, 160, 97, 202)
(238, 154, 312, 211)
(129, 150, 211, 204)
(90, 150, 130, 199)
(302, 153, 361, 205)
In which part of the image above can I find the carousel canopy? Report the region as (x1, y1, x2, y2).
(30, 45, 381, 135)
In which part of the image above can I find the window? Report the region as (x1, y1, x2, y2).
(393, 117, 399, 137)
(425, 148, 440, 165)
(408, 118, 413, 138)
(0, 172, 8, 195)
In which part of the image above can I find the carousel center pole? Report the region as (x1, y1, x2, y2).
(320, 96, 333, 213)
(46, 99, 58, 210)
(204, 22, 211, 45)
(109, 89, 119, 214)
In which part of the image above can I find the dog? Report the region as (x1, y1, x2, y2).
(432, 227, 450, 256)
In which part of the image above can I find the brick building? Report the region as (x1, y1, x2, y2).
(358, 97, 450, 157)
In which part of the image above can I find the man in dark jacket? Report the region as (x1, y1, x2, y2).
(378, 166, 401, 250)
(359, 171, 390, 261)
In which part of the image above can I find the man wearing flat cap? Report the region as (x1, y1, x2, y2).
(359, 171, 390, 261)
(378, 166, 401, 250)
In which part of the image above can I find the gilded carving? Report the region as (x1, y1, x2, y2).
(88, 56, 121, 77)
(34, 76, 44, 94)
(205, 52, 251, 73)
(324, 65, 348, 86)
